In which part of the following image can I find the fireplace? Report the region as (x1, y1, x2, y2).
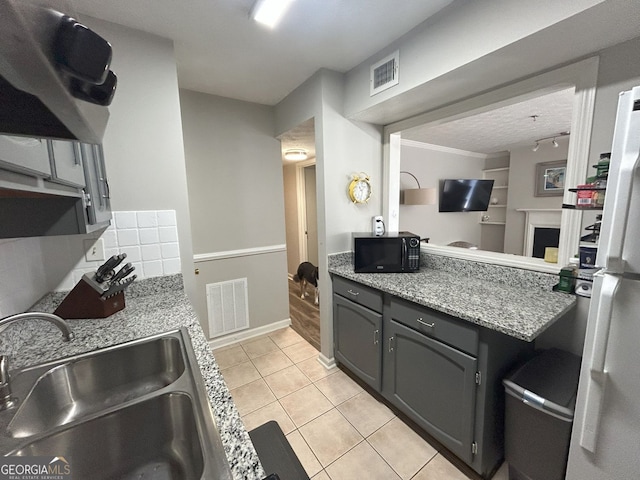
(517, 209, 562, 257)
(532, 227, 561, 258)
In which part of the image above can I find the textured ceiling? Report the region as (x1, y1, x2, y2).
(402, 88, 575, 155)
(281, 88, 576, 161)
(69, 0, 454, 106)
(279, 118, 315, 163)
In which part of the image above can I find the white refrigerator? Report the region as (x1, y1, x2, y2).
(566, 85, 640, 479)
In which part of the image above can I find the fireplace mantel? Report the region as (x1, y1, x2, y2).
(516, 209, 562, 257)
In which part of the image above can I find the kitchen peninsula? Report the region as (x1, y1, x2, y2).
(329, 251, 576, 478)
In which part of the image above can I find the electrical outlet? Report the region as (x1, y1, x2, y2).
(84, 238, 105, 262)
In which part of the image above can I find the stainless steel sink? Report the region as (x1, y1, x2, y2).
(0, 329, 233, 480)
(8, 336, 185, 438)
(12, 393, 204, 480)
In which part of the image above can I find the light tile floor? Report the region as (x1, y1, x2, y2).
(214, 327, 509, 480)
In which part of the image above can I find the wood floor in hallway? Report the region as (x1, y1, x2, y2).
(288, 278, 320, 351)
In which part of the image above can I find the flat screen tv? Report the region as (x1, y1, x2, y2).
(439, 179, 494, 212)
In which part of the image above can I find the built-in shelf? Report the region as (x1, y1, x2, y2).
(482, 166, 510, 226)
(580, 241, 599, 248)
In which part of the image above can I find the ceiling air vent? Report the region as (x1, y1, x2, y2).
(370, 50, 399, 96)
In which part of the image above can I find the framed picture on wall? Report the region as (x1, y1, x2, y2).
(535, 160, 567, 197)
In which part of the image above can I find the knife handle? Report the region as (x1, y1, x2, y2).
(111, 263, 134, 283)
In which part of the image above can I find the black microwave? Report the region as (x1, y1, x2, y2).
(353, 232, 421, 273)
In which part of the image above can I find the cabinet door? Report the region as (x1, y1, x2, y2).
(81, 143, 111, 226)
(0, 135, 51, 177)
(333, 294, 382, 391)
(383, 318, 477, 463)
(48, 140, 85, 188)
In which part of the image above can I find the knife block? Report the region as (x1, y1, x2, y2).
(54, 276, 125, 319)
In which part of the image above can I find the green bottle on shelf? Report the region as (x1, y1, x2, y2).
(557, 258, 579, 293)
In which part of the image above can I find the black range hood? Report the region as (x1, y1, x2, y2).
(0, 0, 116, 143)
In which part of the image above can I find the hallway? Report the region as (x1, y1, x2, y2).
(288, 278, 321, 350)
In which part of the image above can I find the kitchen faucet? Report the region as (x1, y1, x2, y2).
(0, 312, 74, 410)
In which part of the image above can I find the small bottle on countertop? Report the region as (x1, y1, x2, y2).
(557, 257, 579, 293)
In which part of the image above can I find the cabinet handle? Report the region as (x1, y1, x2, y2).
(417, 318, 435, 328)
(347, 289, 359, 296)
(388, 336, 394, 352)
(373, 329, 379, 345)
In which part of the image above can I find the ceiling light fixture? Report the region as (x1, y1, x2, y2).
(250, 0, 295, 28)
(532, 131, 570, 152)
(284, 149, 308, 161)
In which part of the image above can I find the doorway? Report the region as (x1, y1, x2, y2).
(280, 119, 320, 349)
(301, 162, 318, 266)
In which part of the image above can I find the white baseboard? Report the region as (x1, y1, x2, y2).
(208, 318, 292, 350)
(317, 352, 336, 370)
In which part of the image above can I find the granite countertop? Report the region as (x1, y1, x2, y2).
(329, 253, 576, 342)
(0, 274, 265, 480)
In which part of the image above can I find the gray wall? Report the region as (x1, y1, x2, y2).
(398, 142, 484, 246)
(344, 0, 615, 121)
(503, 137, 568, 255)
(275, 69, 384, 360)
(87, 17, 196, 303)
(179, 90, 289, 336)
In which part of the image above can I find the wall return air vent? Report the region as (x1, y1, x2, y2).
(370, 50, 399, 96)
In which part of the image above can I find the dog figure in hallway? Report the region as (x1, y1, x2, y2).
(293, 262, 319, 305)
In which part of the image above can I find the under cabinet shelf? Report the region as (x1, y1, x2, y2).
(487, 204, 507, 208)
(480, 221, 506, 225)
(568, 187, 606, 192)
(562, 203, 604, 210)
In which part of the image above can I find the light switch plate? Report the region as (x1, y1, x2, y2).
(84, 238, 105, 262)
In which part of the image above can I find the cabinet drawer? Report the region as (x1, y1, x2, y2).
(332, 276, 382, 313)
(389, 297, 478, 356)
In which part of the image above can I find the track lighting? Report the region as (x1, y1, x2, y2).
(532, 131, 569, 152)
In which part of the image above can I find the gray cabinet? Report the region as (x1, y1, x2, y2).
(81, 143, 111, 227)
(333, 277, 382, 391)
(0, 135, 51, 177)
(331, 275, 534, 478)
(48, 140, 85, 188)
(0, 136, 112, 237)
(383, 301, 478, 464)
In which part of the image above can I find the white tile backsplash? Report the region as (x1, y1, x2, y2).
(160, 242, 180, 259)
(139, 228, 160, 245)
(57, 210, 181, 292)
(136, 211, 158, 228)
(158, 226, 178, 243)
(114, 211, 137, 229)
(142, 260, 163, 277)
(141, 244, 161, 261)
(116, 229, 140, 246)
